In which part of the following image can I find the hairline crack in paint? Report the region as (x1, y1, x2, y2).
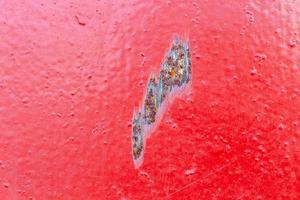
(132, 37, 192, 168)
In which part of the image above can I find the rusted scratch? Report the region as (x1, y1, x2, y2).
(132, 37, 192, 168)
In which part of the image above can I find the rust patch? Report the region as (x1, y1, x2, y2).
(132, 37, 191, 168)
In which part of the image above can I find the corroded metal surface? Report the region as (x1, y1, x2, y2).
(1, 0, 300, 199)
(132, 38, 191, 167)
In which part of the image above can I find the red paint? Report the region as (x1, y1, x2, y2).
(0, 0, 300, 199)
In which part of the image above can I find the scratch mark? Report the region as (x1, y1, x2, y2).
(132, 37, 192, 168)
(75, 15, 86, 26)
(166, 158, 237, 199)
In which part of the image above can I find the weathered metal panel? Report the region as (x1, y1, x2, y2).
(0, 0, 299, 199)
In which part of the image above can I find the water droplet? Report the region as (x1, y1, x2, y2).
(250, 67, 257, 75)
(289, 39, 297, 48)
(258, 145, 266, 153)
(244, 149, 251, 154)
(252, 136, 258, 141)
(293, 121, 298, 126)
(222, 138, 228, 143)
(139, 171, 150, 177)
(172, 123, 177, 129)
(22, 97, 29, 104)
(226, 144, 231, 151)
(66, 137, 75, 142)
(278, 123, 285, 130)
(185, 167, 197, 176)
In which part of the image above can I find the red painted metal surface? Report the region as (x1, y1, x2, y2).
(1, 0, 300, 199)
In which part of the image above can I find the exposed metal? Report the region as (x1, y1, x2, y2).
(132, 37, 191, 167)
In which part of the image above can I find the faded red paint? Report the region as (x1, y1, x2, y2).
(0, 0, 300, 199)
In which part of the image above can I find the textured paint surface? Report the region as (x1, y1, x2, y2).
(0, 0, 300, 199)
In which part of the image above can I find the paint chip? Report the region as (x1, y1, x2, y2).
(132, 37, 192, 168)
